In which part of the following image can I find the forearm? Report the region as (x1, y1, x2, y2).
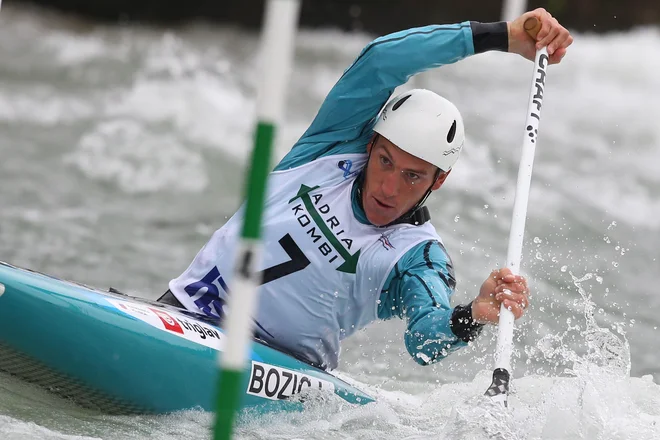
(379, 240, 483, 365)
(405, 302, 483, 366)
(277, 22, 494, 170)
(322, 20, 508, 135)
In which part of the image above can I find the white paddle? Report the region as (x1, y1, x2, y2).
(485, 17, 548, 407)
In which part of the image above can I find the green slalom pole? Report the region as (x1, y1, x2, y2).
(213, 1, 301, 439)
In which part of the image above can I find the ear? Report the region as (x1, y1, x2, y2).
(431, 169, 451, 191)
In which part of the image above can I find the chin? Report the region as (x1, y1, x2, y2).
(365, 211, 395, 227)
(364, 196, 400, 226)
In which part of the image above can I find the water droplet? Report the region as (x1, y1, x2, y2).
(454, 215, 460, 222)
(560, 265, 568, 272)
(533, 237, 542, 244)
(612, 262, 619, 268)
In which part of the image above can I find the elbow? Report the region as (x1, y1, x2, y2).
(411, 350, 441, 366)
(405, 335, 433, 366)
(412, 354, 433, 366)
(406, 338, 434, 366)
(404, 329, 455, 366)
(356, 41, 391, 73)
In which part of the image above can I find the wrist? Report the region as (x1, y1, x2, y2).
(450, 302, 485, 343)
(470, 21, 509, 54)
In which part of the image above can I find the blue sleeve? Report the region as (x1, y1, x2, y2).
(274, 22, 475, 171)
(378, 240, 468, 365)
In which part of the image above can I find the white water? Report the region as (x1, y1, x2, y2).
(0, 5, 659, 439)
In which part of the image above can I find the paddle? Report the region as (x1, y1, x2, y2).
(484, 17, 547, 407)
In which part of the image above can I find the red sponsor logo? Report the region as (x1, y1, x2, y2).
(149, 308, 184, 334)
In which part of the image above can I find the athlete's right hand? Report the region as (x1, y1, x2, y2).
(471, 268, 530, 324)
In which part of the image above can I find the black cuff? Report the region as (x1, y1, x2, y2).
(450, 302, 484, 342)
(470, 21, 509, 54)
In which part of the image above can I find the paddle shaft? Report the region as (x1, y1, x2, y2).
(501, 0, 527, 22)
(213, 1, 301, 439)
(486, 17, 548, 406)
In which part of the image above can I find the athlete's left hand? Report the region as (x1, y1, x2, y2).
(508, 8, 573, 64)
(471, 268, 530, 324)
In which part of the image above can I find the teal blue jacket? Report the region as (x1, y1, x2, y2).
(275, 22, 504, 365)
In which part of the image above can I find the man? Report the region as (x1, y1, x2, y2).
(160, 9, 573, 370)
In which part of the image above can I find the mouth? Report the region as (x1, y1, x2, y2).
(373, 196, 394, 209)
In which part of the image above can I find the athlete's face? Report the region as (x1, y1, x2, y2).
(363, 135, 449, 226)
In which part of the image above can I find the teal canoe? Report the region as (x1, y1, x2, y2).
(0, 261, 373, 414)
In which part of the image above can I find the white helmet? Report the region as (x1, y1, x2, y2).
(373, 89, 465, 172)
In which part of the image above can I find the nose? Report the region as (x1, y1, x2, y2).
(380, 170, 400, 198)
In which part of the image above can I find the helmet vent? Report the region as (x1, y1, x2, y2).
(392, 94, 412, 111)
(447, 120, 457, 143)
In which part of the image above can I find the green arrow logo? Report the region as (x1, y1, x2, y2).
(289, 184, 361, 274)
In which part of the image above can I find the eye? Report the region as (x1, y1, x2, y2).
(380, 155, 392, 166)
(406, 172, 420, 181)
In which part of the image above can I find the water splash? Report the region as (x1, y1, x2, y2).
(567, 271, 631, 377)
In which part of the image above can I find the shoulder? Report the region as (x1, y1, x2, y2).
(396, 237, 452, 269)
(380, 237, 457, 308)
(394, 237, 456, 289)
(272, 152, 367, 176)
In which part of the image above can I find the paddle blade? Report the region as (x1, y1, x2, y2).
(484, 367, 511, 407)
